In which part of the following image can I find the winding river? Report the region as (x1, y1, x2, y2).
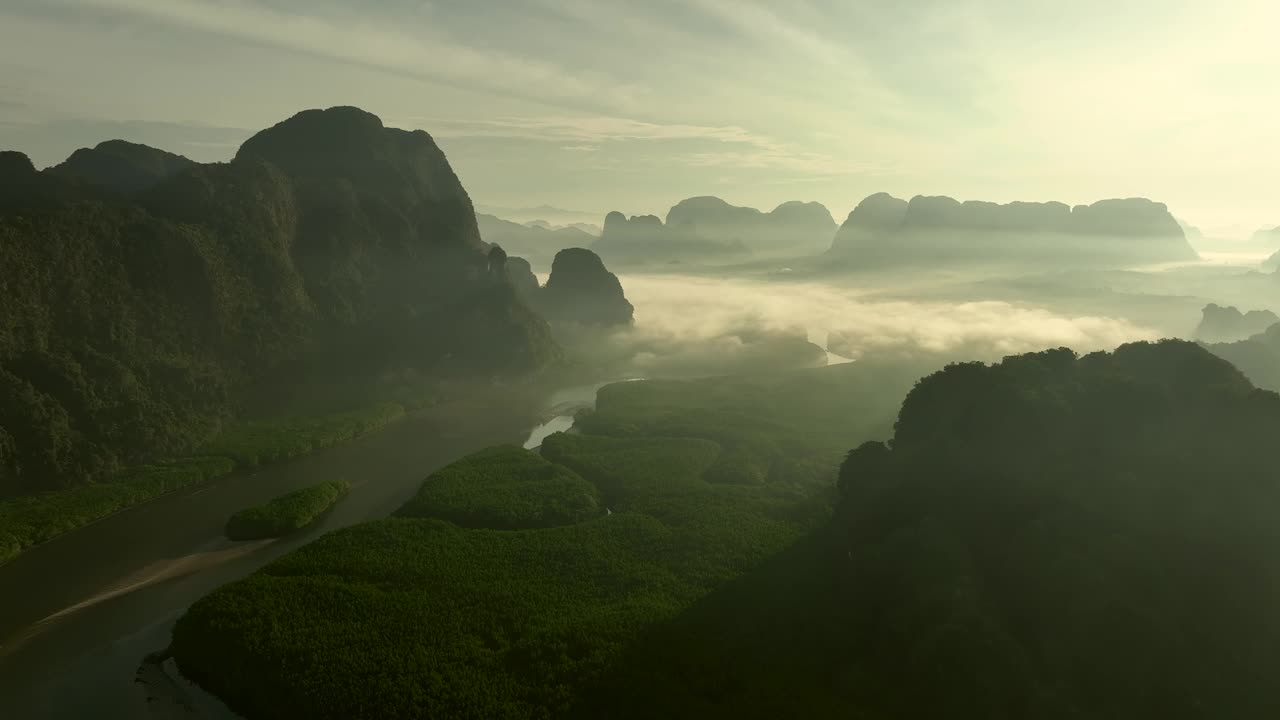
(0, 382, 613, 719)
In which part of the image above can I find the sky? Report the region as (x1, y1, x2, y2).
(1, 0, 1276, 237)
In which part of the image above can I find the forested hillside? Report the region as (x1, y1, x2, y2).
(0, 107, 559, 497)
(1204, 322, 1280, 392)
(828, 339, 1280, 717)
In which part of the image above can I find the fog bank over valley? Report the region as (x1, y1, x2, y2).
(589, 273, 1160, 368)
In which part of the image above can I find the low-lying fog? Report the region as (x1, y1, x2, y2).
(620, 273, 1157, 358)
(540, 251, 1278, 380)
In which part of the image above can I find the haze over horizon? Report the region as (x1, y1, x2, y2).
(1, 0, 1276, 237)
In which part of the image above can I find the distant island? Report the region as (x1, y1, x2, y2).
(828, 192, 1199, 267)
(595, 196, 837, 264)
(1195, 303, 1279, 344)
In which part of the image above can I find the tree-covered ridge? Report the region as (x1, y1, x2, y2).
(47, 139, 196, 194)
(0, 106, 559, 497)
(833, 339, 1280, 718)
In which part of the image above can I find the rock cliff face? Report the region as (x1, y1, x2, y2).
(0, 106, 559, 495)
(537, 248, 634, 327)
(830, 193, 1198, 266)
(595, 196, 837, 264)
(48, 140, 196, 194)
(504, 255, 542, 299)
(1195, 304, 1280, 344)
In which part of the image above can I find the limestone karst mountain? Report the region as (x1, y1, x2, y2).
(830, 192, 1199, 267)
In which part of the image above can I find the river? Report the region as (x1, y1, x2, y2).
(0, 382, 611, 719)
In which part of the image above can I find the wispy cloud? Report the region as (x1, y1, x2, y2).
(423, 115, 860, 173)
(424, 115, 786, 150)
(52, 0, 642, 111)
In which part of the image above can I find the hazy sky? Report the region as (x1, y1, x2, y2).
(1, 0, 1276, 236)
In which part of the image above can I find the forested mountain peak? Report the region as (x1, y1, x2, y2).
(539, 247, 634, 326)
(48, 139, 196, 194)
(235, 107, 481, 249)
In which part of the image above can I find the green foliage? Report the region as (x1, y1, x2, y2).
(0, 456, 235, 559)
(539, 432, 720, 509)
(575, 359, 928, 487)
(225, 480, 351, 541)
(199, 402, 405, 467)
(396, 445, 600, 529)
(174, 516, 689, 720)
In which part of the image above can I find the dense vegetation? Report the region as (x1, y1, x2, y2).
(0, 399, 405, 564)
(0, 106, 558, 500)
(0, 457, 233, 566)
(573, 357, 930, 486)
(200, 403, 405, 468)
(171, 340, 1280, 718)
(169, 360, 913, 719)
(396, 446, 600, 529)
(828, 339, 1280, 718)
(225, 480, 351, 541)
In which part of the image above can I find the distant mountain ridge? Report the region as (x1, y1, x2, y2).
(474, 203, 600, 225)
(476, 213, 597, 269)
(595, 195, 837, 264)
(830, 192, 1198, 266)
